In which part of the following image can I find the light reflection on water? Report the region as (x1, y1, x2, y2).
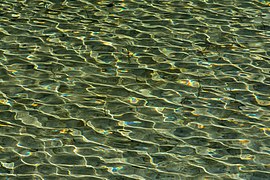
(0, 0, 270, 179)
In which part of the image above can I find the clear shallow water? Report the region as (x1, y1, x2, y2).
(0, 0, 270, 179)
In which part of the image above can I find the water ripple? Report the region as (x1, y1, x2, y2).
(0, 0, 270, 179)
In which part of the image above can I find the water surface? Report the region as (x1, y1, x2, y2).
(0, 0, 270, 179)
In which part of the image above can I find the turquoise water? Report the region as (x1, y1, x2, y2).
(0, 0, 270, 179)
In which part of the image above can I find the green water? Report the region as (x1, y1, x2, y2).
(0, 0, 270, 179)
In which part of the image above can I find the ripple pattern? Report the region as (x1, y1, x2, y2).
(0, 0, 270, 179)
